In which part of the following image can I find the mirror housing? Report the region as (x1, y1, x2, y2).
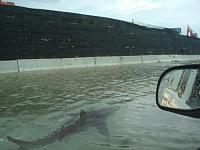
(156, 64, 200, 118)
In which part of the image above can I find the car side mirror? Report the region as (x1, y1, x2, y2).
(156, 64, 200, 118)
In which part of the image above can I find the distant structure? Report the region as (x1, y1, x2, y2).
(132, 20, 181, 34)
(0, 0, 15, 6)
(170, 28, 181, 34)
(1, 5, 200, 60)
(132, 20, 164, 29)
(187, 25, 198, 38)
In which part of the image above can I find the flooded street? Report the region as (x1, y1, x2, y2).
(0, 63, 200, 150)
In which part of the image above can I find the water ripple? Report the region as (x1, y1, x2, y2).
(0, 63, 200, 150)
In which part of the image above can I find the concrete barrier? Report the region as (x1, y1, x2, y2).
(0, 55, 200, 73)
(174, 55, 187, 61)
(95, 56, 121, 66)
(190, 55, 200, 61)
(18, 59, 62, 72)
(85, 57, 96, 67)
(141, 55, 159, 63)
(120, 56, 142, 64)
(0, 60, 18, 73)
(143, 55, 200, 63)
(61, 57, 96, 69)
(61, 58, 81, 69)
(157, 55, 176, 62)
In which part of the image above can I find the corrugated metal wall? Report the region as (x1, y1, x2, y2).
(0, 5, 200, 60)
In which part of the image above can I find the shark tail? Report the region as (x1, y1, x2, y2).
(7, 136, 34, 150)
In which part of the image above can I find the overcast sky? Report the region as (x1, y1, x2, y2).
(11, 0, 200, 36)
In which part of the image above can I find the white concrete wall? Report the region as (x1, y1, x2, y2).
(18, 59, 62, 72)
(95, 56, 121, 66)
(1, 55, 200, 73)
(0, 60, 19, 73)
(120, 56, 142, 64)
(141, 55, 159, 63)
(61, 57, 96, 69)
(157, 55, 176, 62)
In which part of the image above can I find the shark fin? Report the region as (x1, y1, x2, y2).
(80, 110, 86, 125)
(96, 122, 110, 137)
(80, 110, 86, 117)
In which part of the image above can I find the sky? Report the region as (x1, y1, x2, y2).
(11, 0, 200, 36)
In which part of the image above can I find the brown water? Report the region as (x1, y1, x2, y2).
(0, 62, 199, 150)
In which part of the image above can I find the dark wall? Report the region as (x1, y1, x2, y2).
(0, 5, 200, 60)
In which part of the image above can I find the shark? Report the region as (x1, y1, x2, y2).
(7, 106, 119, 150)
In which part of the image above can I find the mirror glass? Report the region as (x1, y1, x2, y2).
(158, 69, 200, 110)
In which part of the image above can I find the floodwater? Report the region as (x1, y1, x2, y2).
(0, 62, 199, 150)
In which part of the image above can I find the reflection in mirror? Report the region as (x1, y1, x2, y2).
(158, 69, 200, 110)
